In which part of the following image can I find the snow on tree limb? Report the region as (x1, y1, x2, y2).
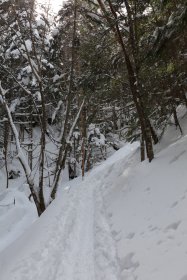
(0, 81, 31, 177)
(0, 63, 43, 127)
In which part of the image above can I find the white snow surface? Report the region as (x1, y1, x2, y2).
(1, 111, 187, 279)
(0, 188, 36, 253)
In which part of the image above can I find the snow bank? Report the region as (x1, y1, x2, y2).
(104, 139, 187, 280)
(0, 188, 37, 252)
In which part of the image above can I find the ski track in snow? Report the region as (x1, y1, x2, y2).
(2, 174, 121, 280)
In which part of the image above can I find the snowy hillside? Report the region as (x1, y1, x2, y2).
(1, 112, 187, 280)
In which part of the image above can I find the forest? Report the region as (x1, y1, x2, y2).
(0, 0, 186, 216)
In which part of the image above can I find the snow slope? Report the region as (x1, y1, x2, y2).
(105, 136, 187, 280)
(1, 111, 187, 279)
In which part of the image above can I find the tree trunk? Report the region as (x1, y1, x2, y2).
(172, 105, 183, 135)
(80, 105, 87, 178)
(140, 134, 145, 162)
(4, 121, 9, 189)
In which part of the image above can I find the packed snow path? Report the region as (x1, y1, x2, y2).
(0, 155, 127, 280)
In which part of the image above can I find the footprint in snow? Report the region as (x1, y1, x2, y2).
(165, 221, 181, 231)
(167, 234, 174, 240)
(126, 232, 135, 240)
(157, 240, 164, 245)
(150, 226, 158, 232)
(170, 201, 178, 208)
(120, 252, 140, 271)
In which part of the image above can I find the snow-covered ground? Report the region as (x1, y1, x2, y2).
(0, 169, 37, 252)
(0, 108, 187, 280)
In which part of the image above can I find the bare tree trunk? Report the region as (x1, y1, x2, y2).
(38, 89, 47, 213)
(4, 121, 9, 189)
(172, 105, 183, 135)
(80, 104, 87, 178)
(148, 119, 159, 144)
(28, 114, 33, 170)
(140, 134, 145, 162)
(86, 146, 91, 172)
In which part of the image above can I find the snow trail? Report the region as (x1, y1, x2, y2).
(94, 181, 121, 280)
(0, 175, 121, 280)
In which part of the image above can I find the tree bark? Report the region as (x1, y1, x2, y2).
(4, 121, 9, 189)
